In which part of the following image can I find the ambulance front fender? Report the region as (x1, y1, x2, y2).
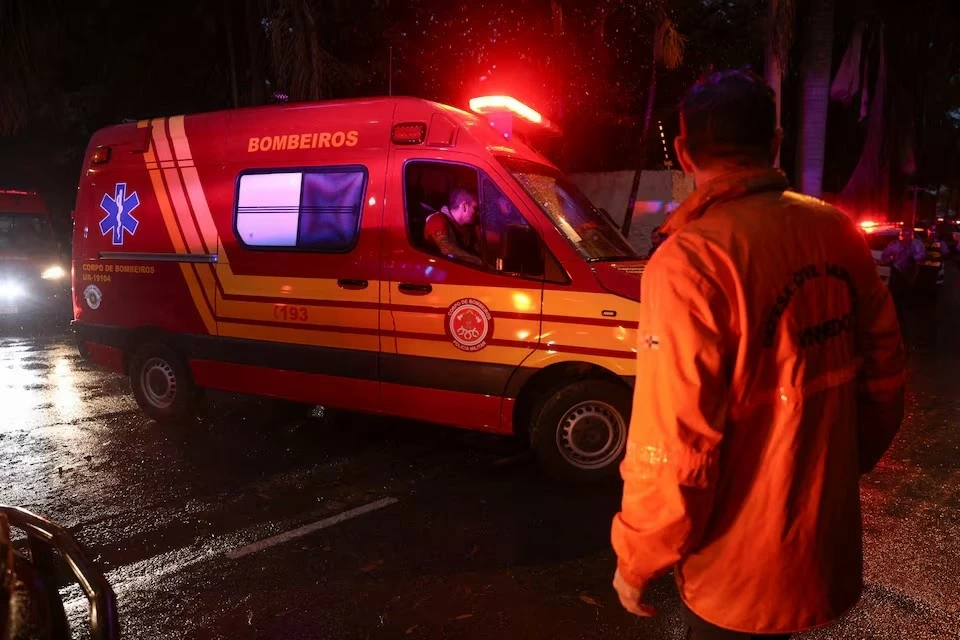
(502, 350, 636, 439)
(534, 349, 633, 377)
(505, 349, 636, 400)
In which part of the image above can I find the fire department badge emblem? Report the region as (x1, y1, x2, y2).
(446, 298, 493, 352)
(83, 284, 103, 310)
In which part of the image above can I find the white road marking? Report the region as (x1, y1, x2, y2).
(225, 497, 399, 560)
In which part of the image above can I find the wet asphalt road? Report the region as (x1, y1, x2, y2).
(1, 318, 959, 640)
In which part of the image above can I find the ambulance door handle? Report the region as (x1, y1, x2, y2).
(337, 279, 368, 290)
(398, 283, 432, 295)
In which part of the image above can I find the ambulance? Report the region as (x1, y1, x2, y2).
(0, 189, 70, 319)
(72, 95, 645, 482)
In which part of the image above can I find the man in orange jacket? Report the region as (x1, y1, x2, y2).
(611, 70, 905, 639)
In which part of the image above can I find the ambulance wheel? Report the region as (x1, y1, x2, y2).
(530, 379, 630, 484)
(129, 343, 197, 424)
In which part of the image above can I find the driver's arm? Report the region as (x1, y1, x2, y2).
(426, 219, 482, 265)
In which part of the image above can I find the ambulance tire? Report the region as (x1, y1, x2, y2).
(530, 379, 630, 484)
(129, 342, 197, 425)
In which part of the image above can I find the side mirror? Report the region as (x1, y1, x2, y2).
(501, 224, 543, 276)
(0, 506, 118, 640)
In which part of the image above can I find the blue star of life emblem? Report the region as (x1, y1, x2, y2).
(99, 183, 140, 245)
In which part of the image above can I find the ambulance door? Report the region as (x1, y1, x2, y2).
(382, 154, 546, 431)
(212, 107, 389, 413)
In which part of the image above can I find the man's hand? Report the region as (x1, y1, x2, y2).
(612, 568, 656, 617)
(430, 228, 483, 265)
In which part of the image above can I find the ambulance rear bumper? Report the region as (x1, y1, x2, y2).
(72, 321, 129, 374)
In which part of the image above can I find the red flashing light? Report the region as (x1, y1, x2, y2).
(391, 122, 427, 145)
(859, 219, 903, 234)
(0, 189, 36, 196)
(469, 95, 544, 125)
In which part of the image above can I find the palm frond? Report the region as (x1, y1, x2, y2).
(655, 18, 686, 70)
(768, 0, 797, 70)
(266, 0, 349, 101)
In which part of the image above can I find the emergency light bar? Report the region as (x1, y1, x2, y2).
(470, 96, 543, 124)
(859, 219, 901, 233)
(469, 95, 561, 136)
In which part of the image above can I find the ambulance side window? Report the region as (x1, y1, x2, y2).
(234, 167, 366, 252)
(403, 161, 544, 278)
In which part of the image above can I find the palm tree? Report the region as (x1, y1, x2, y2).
(264, 0, 342, 101)
(795, 0, 835, 197)
(643, 13, 686, 140)
(623, 6, 685, 235)
(765, 0, 796, 167)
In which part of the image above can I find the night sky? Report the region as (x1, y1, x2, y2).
(0, 0, 957, 230)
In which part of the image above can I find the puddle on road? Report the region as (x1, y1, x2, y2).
(0, 339, 85, 428)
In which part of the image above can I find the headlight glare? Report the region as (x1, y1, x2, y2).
(41, 265, 66, 280)
(0, 282, 25, 299)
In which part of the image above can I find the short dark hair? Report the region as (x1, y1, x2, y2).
(679, 69, 776, 167)
(450, 187, 476, 209)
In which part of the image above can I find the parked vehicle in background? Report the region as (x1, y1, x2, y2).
(0, 189, 71, 321)
(859, 220, 899, 286)
(859, 219, 944, 290)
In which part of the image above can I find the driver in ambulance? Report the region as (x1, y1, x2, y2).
(424, 188, 482, 265)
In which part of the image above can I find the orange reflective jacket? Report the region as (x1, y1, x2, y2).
(611, 169, 905, 635)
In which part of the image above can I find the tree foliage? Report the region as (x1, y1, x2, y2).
(0, 0, 957, 217)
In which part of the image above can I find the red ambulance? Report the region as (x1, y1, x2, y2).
(72, 96, 645, 482)
(0, 189, 70, 319)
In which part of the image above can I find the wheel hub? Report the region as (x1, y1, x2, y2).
(141, 357, 177, 409)
(556, 401, 626, 470)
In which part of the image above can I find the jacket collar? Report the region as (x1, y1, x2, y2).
(660, 168, 790, 236)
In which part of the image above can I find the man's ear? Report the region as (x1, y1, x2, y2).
(674, 136, 697, 174)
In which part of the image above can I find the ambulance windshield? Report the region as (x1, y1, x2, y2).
(0, 214, 57, 253)
(499, 158, 639, 262)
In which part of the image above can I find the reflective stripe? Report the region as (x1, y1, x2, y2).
(145, 120, 217, 335)
(167, 115, 219, 250)
(731, 362, 859, 419)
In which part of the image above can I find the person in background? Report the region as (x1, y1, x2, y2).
(611, 69, 905, 639)
(881, 227, 926, 281)
(881, 227, 926, 339)
(933, 220, 956, 259)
